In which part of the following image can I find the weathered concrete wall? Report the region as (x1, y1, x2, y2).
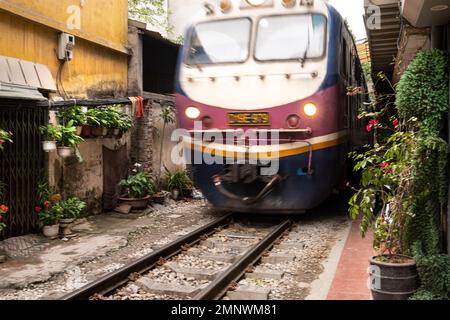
(130, 100, 154, 175)
(393, 26, 431, 83)
(147, 92, 184, 176)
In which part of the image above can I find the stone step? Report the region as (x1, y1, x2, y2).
(227, 286, 270, 300)
(261, 253, 296, 264)
(165, 262, 225, 281)
(136, 277, 204, 298)
(246, 267, 284, 280)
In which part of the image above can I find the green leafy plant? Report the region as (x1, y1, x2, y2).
(0, 129, 13, 151)
(165, 170, 193, 194)
(119, 172, 156, 199)
(59, 197, 86, 220)
(39, 125, 61, 142)
(85, 106, 133, 131)
(57, 106, 87, 127)
(57, 121, 84, 147)
(349, 49, 450, 299)
(37, 201, 63, 227)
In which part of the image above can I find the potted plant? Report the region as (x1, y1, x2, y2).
(349, 126, 421, 300)
(37, 200, 63, 239)
(39, 125, 61, 152)
(86, 108, 109, 137)
(165, 169, 194, 199)
(118, 171, 155, 210)
(0, 129, 13, 151)
(59, 197, 86, 237)
(0, 204, 9, 233)
(57, 106, 87, 135)
(56, 120, 84, 158)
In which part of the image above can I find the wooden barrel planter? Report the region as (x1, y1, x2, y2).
(369, 255, 420, 300)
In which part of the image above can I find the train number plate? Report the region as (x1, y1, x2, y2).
(227, 112, 270, 126)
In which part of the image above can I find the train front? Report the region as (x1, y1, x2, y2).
(175, 0, 347, 214)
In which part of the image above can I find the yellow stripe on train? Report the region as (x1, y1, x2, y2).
(182, 131, 349, 160)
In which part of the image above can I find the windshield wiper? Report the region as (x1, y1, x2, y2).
(299, 30, 311, 69)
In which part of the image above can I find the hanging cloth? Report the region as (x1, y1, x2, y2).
(135, 96, 144, 119)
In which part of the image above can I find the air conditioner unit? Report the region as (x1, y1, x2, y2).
(58, 33, 75, 61)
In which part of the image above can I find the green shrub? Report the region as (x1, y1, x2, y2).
(119, 172, 156, 198)
(57, 106, 87, 126)
(60, 197, 86, 220)
(396, 49, 449, 136)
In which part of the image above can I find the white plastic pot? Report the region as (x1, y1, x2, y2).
(43, 224, 60, 238)
(57, 147, 73, 158)
(42, 141, 57, 152)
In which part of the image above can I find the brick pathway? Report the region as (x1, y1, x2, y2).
(327, 219, 374, 300)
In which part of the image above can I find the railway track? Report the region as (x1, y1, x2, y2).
(61, 214, 293, 301)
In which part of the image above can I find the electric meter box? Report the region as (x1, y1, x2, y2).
(58, 33, 75, 61)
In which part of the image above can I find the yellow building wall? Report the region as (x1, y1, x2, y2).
(0, 0, 128, 98)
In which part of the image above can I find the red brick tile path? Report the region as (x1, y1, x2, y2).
(327, 219, 375, 300)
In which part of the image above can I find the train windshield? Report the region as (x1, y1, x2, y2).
(186, 18, 251, 65)
(255, 14, 326, 61)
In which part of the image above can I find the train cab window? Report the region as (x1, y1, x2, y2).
(255, 14, 326, 61)
(186, 18, 252, 65)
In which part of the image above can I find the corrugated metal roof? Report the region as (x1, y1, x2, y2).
(0, 55, 56, 92)
(364, 0, 401, 77)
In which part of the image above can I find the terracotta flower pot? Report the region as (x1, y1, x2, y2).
(119, 195, 150, 210)
(81, 125, 92, 138)
(91, 127, 108, 137)
(152, 193, 166, 205)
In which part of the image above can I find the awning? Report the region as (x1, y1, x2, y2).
(364, 0, 401, 78)
(0, 82, 47, 101)
(0, 55, 55, 100)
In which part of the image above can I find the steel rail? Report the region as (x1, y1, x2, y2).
(60, 214, 233, 300)
(192, 219, 292, 300)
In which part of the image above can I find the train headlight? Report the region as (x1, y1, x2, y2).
(287, 115, 300, 128)
(303, 103, 318, 117)
(246, 0, 266, 6)
(185, 107, 201, 119)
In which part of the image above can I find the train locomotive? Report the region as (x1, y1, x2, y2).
(175, 0, 367, 213)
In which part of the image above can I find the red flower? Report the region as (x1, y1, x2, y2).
(366, 119, 380, 133)
(43, 200, 50, 208)
(0, 205, 9, 213)
(35, 206, 42, 214)
(0, 215, 3, 221)
(0, 140, 5, 144)
(381, 162, 393, 174)
(393, 119, 399, 129)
